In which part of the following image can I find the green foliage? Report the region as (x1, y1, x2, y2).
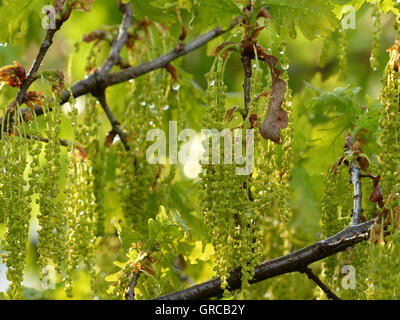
(106, 206, 211, 299)
(262, 0, 338, 40)
(192, 0, 240, 30)
(128, 0, 177, 25)
(0, 0, 50, 42)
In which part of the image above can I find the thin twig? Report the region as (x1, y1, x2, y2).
(14, 20, 64, 105)
(302, 267, 341, 300)
(93, 90, 129, 151)
(91, 1, 132, 151)
(22, 133, 72, 148)
(125, 273, 140, 301)
(98, 1, 133, 79)
(241, 55, 252, 118)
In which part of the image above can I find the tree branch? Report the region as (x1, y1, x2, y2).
(302, 267, 341, 300)
(89, 1, 133, 151)
(1, 18, 240, 135)
(60, 19, 238, 105)
(154, 219, 375, 300)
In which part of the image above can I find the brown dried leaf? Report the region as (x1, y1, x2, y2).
(54, 0, 72, 20)
(82, 30, 108, 43)
(211, 42, 237, 60)
(73, 145, 88, 161)
(54, 0, 66, 11)
(257, 7, 271, 19)
(0, 61, 26, 88)
(249, 27, 265, 42)
(72, 0, 94, 12)
(24, 91, 44, 110)
(357, 156, 369, 171)
(369, 182, 383, 208)
(259, 55, 288, 144)
(249, 113, 258, 129)
(256, 90, 269, 99)
(7, 101, 17, 113)
(370, 223, 382, 244)
(104, 131, 117, 147)
(224, 106, 237, 123)
(387, 39, 400, 72)
(24, 110, 33, 122)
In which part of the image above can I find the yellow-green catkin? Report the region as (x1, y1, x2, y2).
(0, 108, 32, 299)
(252, 59, 280, 260)
(320, 170, 341, 290)
(338, 26, 348, 79)
(379, 50, 400, 197)
(64, 100, 97, 297)
(319, 36, 330, 68)
(317, 162, 354, 299)
(37, 98, 66, 283)
(365, 229, 400, 299)
(365, 36, 400, 300)
(200, 53, 256, 295)
(348, 241, 369, 300)
(116, 72, 163, 233)
(81, 96, 106, 237)
(278, 41, 294, 225)
(395, 15, 400, 38)
(370, 3, 381, 71)
(245, 43, 296, 299)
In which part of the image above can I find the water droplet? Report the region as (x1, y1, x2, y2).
(149, 120, 154, 126)
(281, 63, 289, 70)
(140, 101, 146, 106)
